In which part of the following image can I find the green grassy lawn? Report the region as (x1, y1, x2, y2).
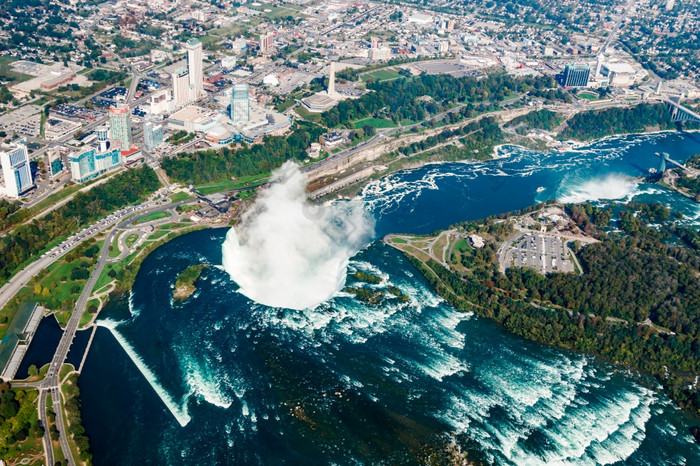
(147, 230, 171, 240)
(170, 191, 192, 203)
(134, 210, 171, 224)
(0, 242, 103, 335)
(7, 182, 84, 226)
(125, 234, 139, 248)
(94, 265, 116, 292)
(79, 298, 101, 327)
(295, 106, 322, 122)
(258, 5, 305, 20)
(577, 91, 599, 101)
(353, 117, 397, 129)
(195, 173, 269, 195)
(361, 68, 400, 82)
(108, 231, 123, 258)
(276, 99, 296, 112)
(0, 56, 32, 85)
(453, 238, 472, 252)
(236, 189, 256, 201)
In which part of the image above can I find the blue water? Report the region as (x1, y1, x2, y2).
(80, 131, 700, 465)
(16, 316, 62, 379)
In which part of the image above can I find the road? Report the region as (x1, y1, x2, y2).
(0, 193, 170, 313)
(32, 196, 191, 465)
(39, 388, 53, 466)
(602, 0, 637, 53)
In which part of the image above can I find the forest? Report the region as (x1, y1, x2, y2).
(506, 108, 563, 134)
(397, 117, 503, 160)
(0, 167, 159, 285)
(319, 73, 560, 128)
(0, 382, 42, 459)
(406, 202, 700, 413)
(559, 103, 676, 141)
(161, 121, 324, 185)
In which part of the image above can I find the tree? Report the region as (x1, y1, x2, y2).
(28, 365, 38, 377)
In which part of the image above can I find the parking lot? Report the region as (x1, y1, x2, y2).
(52, 103, 104, 121)
(503, 232, 576, 274)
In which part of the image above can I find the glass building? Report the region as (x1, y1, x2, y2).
(562, 64, 591, 87)
(231, 84, 250, 125)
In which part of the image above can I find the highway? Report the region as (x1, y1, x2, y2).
(33, 196, 192, 465)
(0, 192, 172, 313)
(38, 388, 53, 466)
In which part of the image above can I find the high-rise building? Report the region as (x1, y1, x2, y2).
(69, 147, 122, 183)
(562, 64, 591, 87)
(231, 84, 250, 125)
(594, 54, 605, 78)
(369, 47, 391, 61)
(259, 33, 274, 53)
(143, 121, 164, 151)
(328, 62, 336, 96)
(371, 36, 379, 49)
(109, 105, 132, 151)
(96, 126, 109, 152)
(0, 143, 34, 198)
(172, 68, 191, 107)
(186, 39, 203, 101)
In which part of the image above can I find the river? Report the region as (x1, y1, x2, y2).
(79, 131, 700, 464)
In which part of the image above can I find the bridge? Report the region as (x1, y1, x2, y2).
(662, 95, 700, 123)
(654, 152, 690, 173)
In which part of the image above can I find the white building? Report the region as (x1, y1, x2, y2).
(149, 89, 173, 115)
(186, 39, 204, 101)
(172, 68, 191, 107)
(408, 13, 433, 25)
(0, 143, 34, 198)
(259, 32, 274, 54)
(369, 47, 391, 61)
(143, 121, 164, 150)
(231, 84, 250, 125)
(69, 146, 122, 183)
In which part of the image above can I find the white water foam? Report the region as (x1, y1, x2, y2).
(557, 174, 640, 204)
(222, 162, 374, 310)
(182, 358, 233, 409)
(98, 319, 192, 426)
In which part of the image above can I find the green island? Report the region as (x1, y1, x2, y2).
(343, 286, 384, 305)
(352, 271, 382, 284)
(387, 201, 700, 414)
(345, 272, 410, 304)
(173, 264, 207, 303)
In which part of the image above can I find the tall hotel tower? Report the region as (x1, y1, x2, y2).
(172, 38, 204, 107)
(231, 84, 250, 125)
(0, 143, 34, 198)
(186, 39, 203, 101)
(109, 104, 132, 151)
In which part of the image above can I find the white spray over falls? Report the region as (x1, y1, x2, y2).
(221, 161, 375, 310)
(557, 174, 639, 204)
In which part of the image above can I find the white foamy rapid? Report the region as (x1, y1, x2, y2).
(98, 319, 192, 427)
(222, 161, 374, 310)
(558, 174, 639, 204)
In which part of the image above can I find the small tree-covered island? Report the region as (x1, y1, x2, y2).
(172, 265, 207, 304)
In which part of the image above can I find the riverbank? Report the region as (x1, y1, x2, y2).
(386, 201, 700, 418)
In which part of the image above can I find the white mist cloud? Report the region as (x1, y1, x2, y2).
(557, 174, 639, 204)
(222, 161, 374, 310)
